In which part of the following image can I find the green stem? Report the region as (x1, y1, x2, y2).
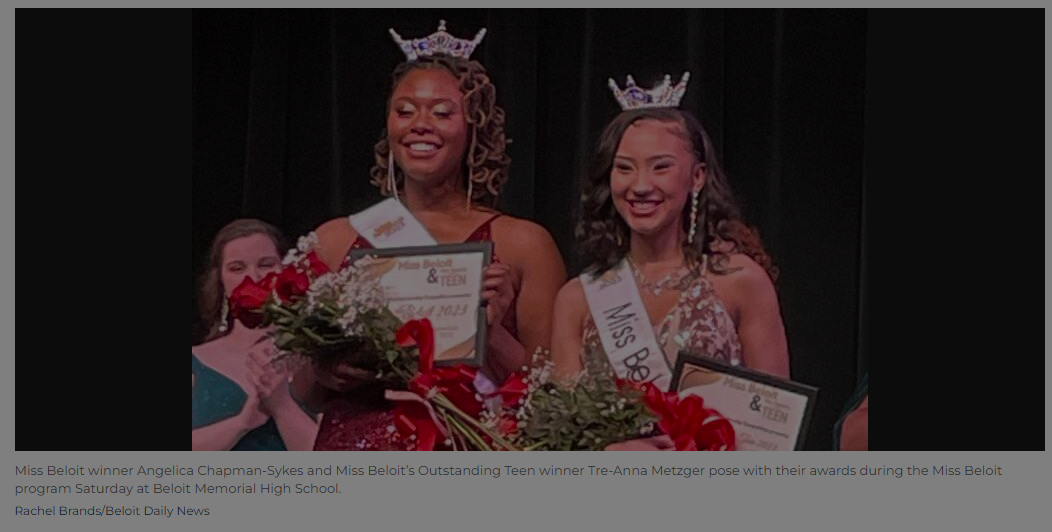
(446, 416, 494, 451)
(300, 327, 328, 344)
(268, 304, 297, 318)
(433, 395, 518, 451)
(522, 440, 549, 452)
(317, 301, 344, 316)
(437, 411, 459, 451)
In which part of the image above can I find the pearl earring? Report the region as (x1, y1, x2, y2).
(217, 297, 230, 333)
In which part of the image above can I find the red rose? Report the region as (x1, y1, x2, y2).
(229, 276, 271, 328)
(259, 271, 278, 291)
(274, 266, 310, 302)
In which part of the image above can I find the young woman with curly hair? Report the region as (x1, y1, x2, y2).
(308, 27, 566, 451)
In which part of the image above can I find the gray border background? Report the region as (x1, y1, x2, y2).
(3, 4, 1050, 531)
(4, 452, 1050, 531)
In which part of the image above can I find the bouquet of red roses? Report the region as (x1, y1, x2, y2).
(228, 234, 409, 381)
(488, 351, 736, 451)
(227, 234, 515, 450)
(227, 234, 734, 452)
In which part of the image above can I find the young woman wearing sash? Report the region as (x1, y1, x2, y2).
(550, 73, 789, 450)
(305, 22, 567, 451)
(192, 219, 320, 451)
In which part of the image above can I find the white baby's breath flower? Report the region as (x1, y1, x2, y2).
(298, 232, 318, 252)
(282, 232, 320, 265)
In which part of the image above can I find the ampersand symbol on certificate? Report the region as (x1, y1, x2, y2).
(427, 268, 438, 283)
(749, 395, 762, 412)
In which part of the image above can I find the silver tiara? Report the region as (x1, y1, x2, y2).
(608, 71, 691, 110)
(389, 20, 487, 61)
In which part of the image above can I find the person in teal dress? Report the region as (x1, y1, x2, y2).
(834, 373, 868, 451)
(192, 218, 319, 451)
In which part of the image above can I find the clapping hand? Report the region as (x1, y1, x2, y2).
(246, 344, 292, 408)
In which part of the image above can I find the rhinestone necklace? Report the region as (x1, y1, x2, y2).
(625, 254, 691, 296)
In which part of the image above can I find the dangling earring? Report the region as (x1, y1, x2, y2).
(388, 148, 401, 205)
(688, 189, 700, 245)
(467, 129, 477, 213)
(217, 297, 230, 333)
(466, 175, 474, 212)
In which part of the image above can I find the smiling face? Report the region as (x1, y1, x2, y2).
(387, 67, 470, 187)
(610, 118, 705, 240)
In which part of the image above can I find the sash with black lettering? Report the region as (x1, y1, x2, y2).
(580, 259, 672, 391)
(348, 197, 437, 248)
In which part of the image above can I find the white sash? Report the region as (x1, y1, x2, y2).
(348, 198, 437, 248)
(580, 259, 673, 391)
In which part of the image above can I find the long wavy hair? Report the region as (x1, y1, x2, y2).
(370, 54, 510, 208)
(197, 218, 289, 342)
(577, 108, 778, 282)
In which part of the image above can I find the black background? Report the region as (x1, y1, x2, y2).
(192, 9, 866, 450)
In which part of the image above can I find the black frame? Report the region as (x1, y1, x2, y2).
(671, 353, 819, 451)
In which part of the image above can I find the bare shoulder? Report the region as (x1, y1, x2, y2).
(191, 338, 223, 363)
(489, 214, 564, 271)
(191, 338, 217, 355)
(554, 277, 587, 315)
(315, 216, 357, 242)
(707, 254, 779, 320)
(490, 215, 559, 250)
(715, 253, 775, 292)
(313, 216, 358, 270)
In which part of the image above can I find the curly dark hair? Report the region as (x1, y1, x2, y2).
(577, 108, 778, 282)
(197, 218, 289, 342)
(370, 54, 510, 208)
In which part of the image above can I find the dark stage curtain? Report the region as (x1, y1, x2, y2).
(192, 8, 867, 450)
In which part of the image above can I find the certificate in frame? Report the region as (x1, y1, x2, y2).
(671, 354, 819, 451)
(347, 242, 492, 367)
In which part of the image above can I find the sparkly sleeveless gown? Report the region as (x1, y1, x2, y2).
(581, 258, 743, 373)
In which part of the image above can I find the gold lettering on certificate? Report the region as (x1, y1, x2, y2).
(393, 303, 470, 322)
(761, 406, 789, 424)
(398, 260, 421, 270)
(748, 382, 778, 400)
(722, 375, 746, 391)
(439, 273, 467, 286)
